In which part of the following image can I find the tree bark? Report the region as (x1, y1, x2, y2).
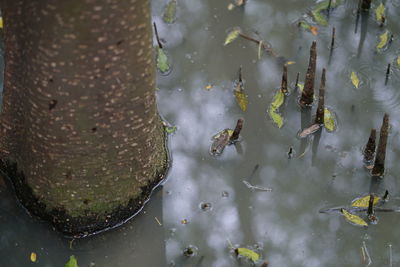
(0, 0, 169, 236)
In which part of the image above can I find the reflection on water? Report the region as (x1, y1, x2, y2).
(1, 0, 400, 266)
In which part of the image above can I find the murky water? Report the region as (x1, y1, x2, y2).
(1, 0, 400, 266)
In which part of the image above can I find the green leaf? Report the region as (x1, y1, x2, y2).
(165, 125, 177, 134)
(376, 30, 389, 51)
(297, 82, 304, 92)
(375, 3, 385, 23)
(268, 108, 283, 128)
(313, 0, 342, 12)
(163, 0, 177, 24)
(271, 89, 285, 109)
(234, 89, 248, 111)
(235, 248, 260, 262)
(324, 108, 336, 132)
(64, 255, 78, 267)
(156, 47, 170, 74)
(311, 10, 328, 26)
(351, 195, 380, 208)
(351, 71, 360, 89)
(396, 55, 400, 67)
(224, 28, 241, 46)
(341, 209, 368, 227)
(298, 21, 311, 31)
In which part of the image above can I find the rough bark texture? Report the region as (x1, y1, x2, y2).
(300, 41, 317, 108)
(372, 114, 389, 177)
(315, 68, 325, 125)
(364, 128, 376, 164)
(0, 0, 169, 236)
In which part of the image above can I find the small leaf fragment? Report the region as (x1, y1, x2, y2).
(271, 89, 285, 109)
(268, 108, 283, 128)
(204, 84, 213, 90)
(227, 3, 235, 10)
(163, 0, 177, 24)
(324, 108, 336, 132)
(341, 209, 368, 227)
(224, 29, 241, 46)
(210, 129, 232, 156)
(351, 195, 380, 208)
(30, 252, 37, 262)
(258, 40, 263, 60)
(397, 56, 400, 67)
(351, 71, 360, 88)
(285, 61, 296, 66)
(0, 17, 3, 29)
(64, 255, 78, 267)
(165, 125, 177, 134)
(311, 10, 328, 26)
(310, 26, 318, 36)
(375, 3, 385, 23)
(297, 82, 304, 92)
(235, 247, 260, 262)
(156, 46, 170, 74)
(234, 90, 248, 111)
(298, 21, 311, 31)
(376, 30, 389, 51)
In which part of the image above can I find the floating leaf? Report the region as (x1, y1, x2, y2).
(311, 10, 328, 26)
(298, 124, 320, 138)
(163, 0, 177, 24)
(298, 21, 311, 31)
(376, 30, 389, 51)
(0, 17, 3, 29)
(212, 129, 234, 140)
(397, 56, 400, 67)
(234, 90, 248, 111)
(285, 61, 296, 66)
(204, 84, 213, 90)
(351, 71, 360, 88)
(271, 89, 285, 109)
(324, 108, 336, 132)
(165, 125, 177, 134)
(313, 0, 342, 12)
(235, 248, 260, 262)
(375, 3, 385, 23)
(156, 47, 170, 74)
(310, 26, 318, 36)
(297, 82, 304, 92)
(64, 255, 78, 267)
(351, 195, 380, 208)
(210, 129, 232, 156)
(30, 252, 37, 262)
(341, 208, 368, 227)
(268, 108, 283, 128)
(224, 28, 241, 46)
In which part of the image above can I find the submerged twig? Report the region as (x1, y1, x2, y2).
(315, 68, 326, 125)
(362, 241, 372, 267)
(363, 128, 376, 165)
(243, 180, 272, 192)
(238, 32, 277, 56)
(230, 118, 244, 142)
(300, 41, 317, 108)
(372, 113, 389, 177)
(153, 22, 163, 49)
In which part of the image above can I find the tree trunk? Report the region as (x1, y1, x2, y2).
(0, 0, 169, 237)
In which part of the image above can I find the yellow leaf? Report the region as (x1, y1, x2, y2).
(351, 72, 360, 88)
(271, 89, 285, 109)
(258, 40, 263, 60)
(234, 90, 248, 111)
(324, 108, 336, 132)
(376, 30, 389, 51)
(0, 17, 3, 29)
(297, 82, 304, 92)
(375, 3, 385, 23)
(310, 26, 318, 36)
(351, 195, 380, 208)
(212, 129, 234, 140)
(285, 61, 296, 66)
(204, 84, 213, 90)
(268, 108, 283, 128)
(224, 29, 241, 46)
(235, 247, 260, 262)
(30, 252, 37, 262)
(341, 209, 368, 227)
(397, 56, 400, 67)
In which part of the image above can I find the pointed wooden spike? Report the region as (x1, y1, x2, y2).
(300, 41, 317, 108)
(315, 68, 326, 125)
(372, 113, 389, 177)
(364, 128, 376, 163)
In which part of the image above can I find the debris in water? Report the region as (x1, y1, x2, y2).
(155, 216, 162, 226)
(281, 65, 288, 95)
(287, 146, 294, 159)
(315, 68, 326, 125)
(183, 245, 198, 257)
(361, 241, 372, 266)
(324, 108, 337, 132)
(389, 244, 393, 267)
(224, 28, 241, 46)
(351, 194, 380, 208)
(371, 113, 389, 177)
(243, 180, 272, 192)
(298, 124, 321, 138)
(376, 30, 392, 52)
(361, 0, 372, 11)
(30, 252, 37, 263)
(300, 41, 317, 108)
(234, 67, 248, 111)
(367, 194, 378, 223)
(385, 63, 391, 85)
(64, 255, 78, 267)
(153, 23, 171, 74)
(181, 219, 188, 224)
(375, 3, 385, 26)
(199, 202, 212, 211)
(363, 129, 376, 167)
(210, 129, 231, 156)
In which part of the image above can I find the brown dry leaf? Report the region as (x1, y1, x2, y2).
(310, 26, 318, 36)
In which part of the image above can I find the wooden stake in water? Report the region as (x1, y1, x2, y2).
(372, 113, 389, 177)
(385, 63, 391, 85)
(230, 118, 244, 142)
(281, 65, 288, 95)
(364, 129, 376, 164)
(315, 68, 326, 125)
(300, 41, 317, 108)
(361, 0, 372, 11)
